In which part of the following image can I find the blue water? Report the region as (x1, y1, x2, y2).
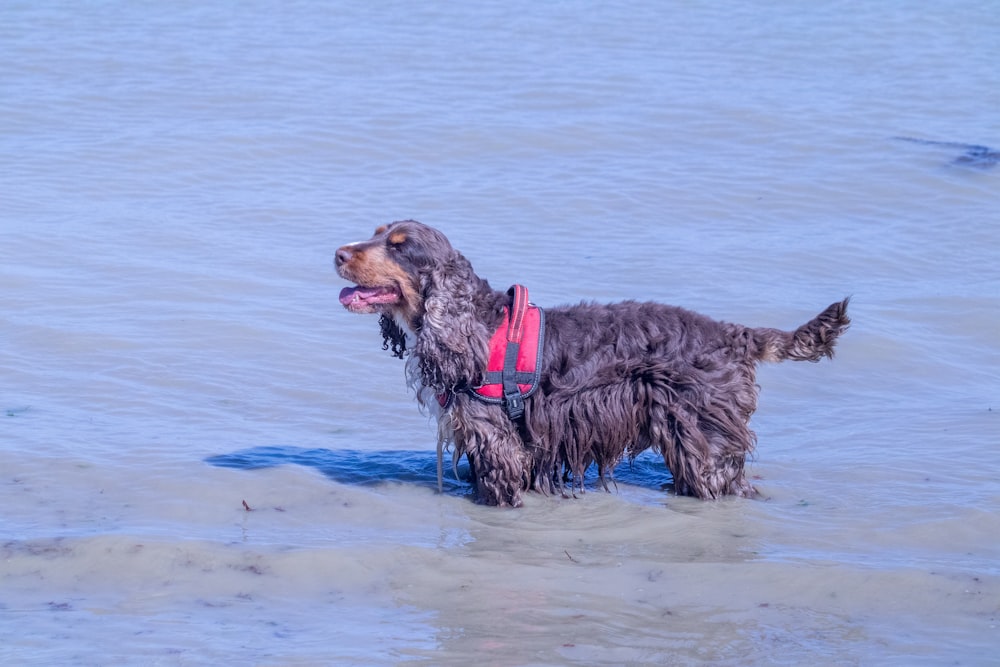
(3, 1, 999, 664)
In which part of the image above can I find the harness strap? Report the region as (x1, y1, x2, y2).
(480, 370, 537, 385)
(501, 285, 529, 420)
(436, 284, 538, 421)
(507, 284, 529, 343)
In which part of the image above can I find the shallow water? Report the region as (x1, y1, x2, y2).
(3, 1, 999, 664)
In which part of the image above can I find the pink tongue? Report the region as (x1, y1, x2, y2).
(339, 285, 395, 307)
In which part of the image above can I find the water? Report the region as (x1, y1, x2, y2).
(2, 1, 999, 664)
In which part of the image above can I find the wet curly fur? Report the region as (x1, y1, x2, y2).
(336, 220, 850, 507)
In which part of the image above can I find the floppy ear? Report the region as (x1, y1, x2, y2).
(413, 252, 494, 392)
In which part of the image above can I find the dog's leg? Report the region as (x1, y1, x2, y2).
(646, 392, 757, 499)
(526, 438, 560, 497)
(453, 404, 530, 507)
(560, 384, 639, 496)
(692, 429, 756, 498)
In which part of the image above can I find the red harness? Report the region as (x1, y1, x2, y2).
(438, 284, 544, 421)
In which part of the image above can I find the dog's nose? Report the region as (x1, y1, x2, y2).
(335, 247, 353, 267)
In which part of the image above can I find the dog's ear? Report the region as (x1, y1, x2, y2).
(413, 253, 493, 391)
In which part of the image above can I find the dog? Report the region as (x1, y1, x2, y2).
(335, 220, 849, 507)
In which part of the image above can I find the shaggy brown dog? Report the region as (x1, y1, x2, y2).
(336, 220, 849, 507)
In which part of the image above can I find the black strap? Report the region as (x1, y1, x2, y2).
(501, 339, 524, 420)
(480, 370, 537, 385)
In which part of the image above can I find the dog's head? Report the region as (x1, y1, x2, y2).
(336, 220, 499, 386)
(335, 220, 453, 330)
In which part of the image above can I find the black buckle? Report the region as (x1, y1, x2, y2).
(503, 388, 524, 420)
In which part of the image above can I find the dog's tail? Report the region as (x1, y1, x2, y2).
(749, 298, 851, 363)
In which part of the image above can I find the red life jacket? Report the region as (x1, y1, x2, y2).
(438, 284, 545, 421)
